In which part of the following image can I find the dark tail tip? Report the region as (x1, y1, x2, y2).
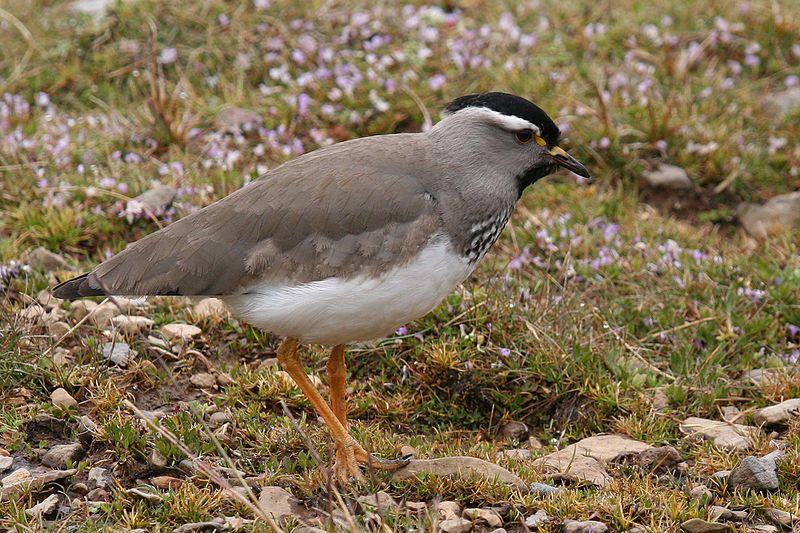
(52, 273, 106, 300)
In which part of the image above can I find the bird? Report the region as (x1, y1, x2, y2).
(53, 92, 590, 482)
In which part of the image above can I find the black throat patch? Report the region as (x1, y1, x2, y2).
(445, 92, 561, 147)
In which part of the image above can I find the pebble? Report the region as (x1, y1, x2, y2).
(728, 452, 781, 492)
(42, 443, 85, 468)
(87, 487, 110, 501)
(88, 467, 114, 490)
(641, 164, 693, 190)
(25, 247, 67, 271)
(89, 301, 122, 328)
(190, 372, 217, 389)
(436, 501, 461, 521)
(357, 490, 398, 510)
(680, 518, 732, 532)
(25, 493, 59, 517)
(639, 445, 682, 472)
(708, 506, 747, 521)
(750, 526, 779, 533)
(753, 398, 800, 426)
(50, 387, 78, 409)
(102, 341, 136, 366)
(151, 475, 183, 490)
(69, 300, 98, 321)
(132, 185, 177, 215)
(48, 321, 72, 338)
(689, 484, 713, 506)
(438, 518, 472, 533)
(257, 486, 314, 522)
(0, 456, 13, 473)
(208, 411, 231, 428)
(525, 510, 549, 528)
(161, 323, 202, 340)
(191, 298, 227, 320)
(737, 191, 800, 239)
(463, 508, 502, 527)
(111, 315, 154, 335)
(764, 508, 799, 528)
(530, 482, 561, 496)
(497, 420, 529, 442)
(563, 520, 609, 533)
(2, 467, 32, 487)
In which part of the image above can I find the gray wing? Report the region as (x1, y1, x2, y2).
(54, 135, 440, 298)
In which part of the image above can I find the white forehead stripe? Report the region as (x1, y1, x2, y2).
(455, 106, 541, 134)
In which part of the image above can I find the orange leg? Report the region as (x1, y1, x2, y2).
(326, 344, 348, 427)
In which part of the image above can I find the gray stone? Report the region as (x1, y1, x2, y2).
(436, 501, 460, 520)
(357, 490, 398, 510)
(639, 445, 682, 472)
(525, 510, 549, 528)
(161, 323, 202, 340)
(173, 519, 227, 533)
(495, 448, 532, 461)
(25, 493, 59, 517)
(497, 420, 529, 442)
(208, 411, 231, 428)
(679, 417, 756, 451)
(764, 508, 799, 528)
(439, 518, 472, 533)
(753, 398, 800, 427)
(86, 487, 110, 501)
(688, 484, 713, 506)
(680, 518, 731, 532)
(256, 486, 314, 522)
(0, 456, 12, 473)
(88, 467, 114, 490)
(102, 342, 135, 366)
(90, 302, 122, 328)
(42, 443, 84, 468)
(728, 452, 781, 492)
(25, 247, 67, 271)
(641, 164, 693, 190)
(392, 456, 526, 489)
(131, 185, 177, 216)
(738, 192, 800, 239)
(190, 372, 217, 389)
(111, 315, 154, 335)
(530, 482, 561, 496)
(69, 300, 98, 321)
(191, 298, 227, 320)
(708, 506, 747, 521)
(463, 508, 502, 527)
(2, 467, 32, 488)
(563, 520, 609, 533)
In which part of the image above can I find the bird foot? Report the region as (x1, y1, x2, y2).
(331, 442, 413, 483)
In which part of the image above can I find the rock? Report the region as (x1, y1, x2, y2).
(436, 501, 461, 520)
(161, 323, 202, 341)
(641, 164, 693, 190)
(0, 456, 12, 473)
(680, 518, 731, 532)
(738, 192, 800, 239)
(762, 87, 800, 119)
(111, 315, 154, 335)
(151, 475, 183, 490)
(679, 417, 756, 451)
(25, 493, 59, 517)
(37, 289, 56, 309)
(651, 387, 670, 412)
(42, 443, 84, 468)
(102, 342, 135, 366)
(530, 482, 561, 496)
(496, 448, 532, 461)
(70, 0, 114, 21)
(172, 519, 227, 533)
(69, 300, 98, 321)
(708, 506, 747, 521)
(90, 302, 122, 328)
(764, 508, 799, 528)
(191, 298, 227, 320)
(689, 484, 713, 505)
(532, 434, 651, 486)
(208, 411, 231, 428)
(392, 456, 527, 489)
(24, 247, 67, 271)
(88, 467, 114, 490)
(709, 471, 731, 484)
(127, 487, 163, 502)
(52, 347, 72, 366)
(357, 490, 398, 510)
(639, 445, 682, 473)
(439, 518, 472, 533)
(463, 508, 502, 527)
(525, 510, 549, 528)
(497, 420, 529, 442)
(753, 399, 800, 427)
(190, 372, 217, 389)
(750, 526, 779, 533)
(2, 467, 32, 488)
(132, 185, 177, 215)
(400, 444, 417, 458)
(72, 482, 88, 494)
(256, 486, 314, 522)
(50, 387, 78, 409)
(215, 107, 264, 132)
(406, 501, 427, 512)
(728, 452, 781, 492)
(563, 520, 609, 533)
(720, 406, 742, 423)
(87, 487, 110, 501)
(48, 321, 72, 338)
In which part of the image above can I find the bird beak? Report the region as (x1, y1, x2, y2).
(548, 146, 591, 179)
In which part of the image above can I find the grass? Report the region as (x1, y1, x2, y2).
(1, 0, 799, 531)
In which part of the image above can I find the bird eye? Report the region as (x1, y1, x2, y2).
(515, 129, 534, 144)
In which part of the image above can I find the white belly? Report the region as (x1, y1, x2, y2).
(222, 238, 475, 345)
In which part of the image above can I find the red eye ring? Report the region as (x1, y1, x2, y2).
(515, 129, 534, 144)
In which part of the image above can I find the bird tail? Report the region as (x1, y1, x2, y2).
(52, 273, 107, 300)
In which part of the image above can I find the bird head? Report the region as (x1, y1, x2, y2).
(429, 92, 590, 197)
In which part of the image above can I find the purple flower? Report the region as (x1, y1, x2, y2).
(395, 325, 408, 336)
(34, 92, 50, 107)
(786, 75, 799, 88)
(499, 347, 511, 357)
(428, 73, 446, 91)
(158, 47, 178, 65)
(788, 324, 800, 338)
(737, 286, 766, 303)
